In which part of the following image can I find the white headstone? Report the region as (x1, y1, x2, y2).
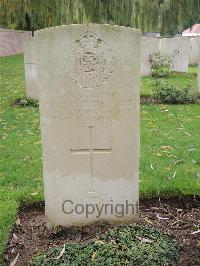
(35, 24, 140, 227)
(189, 37, 200, 65)
(141, 37, 160, 76)
(23, 37, 38, 99)
(160, 37, 190, 72)
(0, 29, 31, 57)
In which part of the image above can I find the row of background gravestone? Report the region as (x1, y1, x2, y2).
(24, 35, 200, 100)
(141, 36, 200, 76)
(0, 29, 199, 99)
(0, 30, 199, 67)
(0, 29, 31, 57)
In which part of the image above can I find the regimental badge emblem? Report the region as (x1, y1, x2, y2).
(66, 31, 115, 89)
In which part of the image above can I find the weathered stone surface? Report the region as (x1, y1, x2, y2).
(141, 37, 160, 76)
(189, 37, 200, 65)
(160, 37, 190, 72)
(35, 24, 140, 226)
(23, 37, 38, 99)
(0, 29, 31, 57)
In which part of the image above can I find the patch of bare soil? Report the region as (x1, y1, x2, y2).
(4, 197, 200, 266)
(140, 96, 200, 105)
(140, 96, 162, 104)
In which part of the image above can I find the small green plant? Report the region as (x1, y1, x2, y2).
(13, 97, 39, 107)
(8, 23, 17, 30)
(189, 63, 198, 67)
(150, 52, 173, 78)
(153, 81, 198, 104)
(30, 225, 181, 266)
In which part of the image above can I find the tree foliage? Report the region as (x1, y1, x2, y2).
(0, 0, 199, 35)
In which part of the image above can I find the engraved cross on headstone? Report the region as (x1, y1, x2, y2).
(70, 126, 112, 190)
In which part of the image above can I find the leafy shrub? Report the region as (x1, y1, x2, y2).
(153, 81, 198, 104)
(13, 97, 39, 107)
(150, 52, 173, 78)
(30, 225, 181, 266)
(189, 63, 198, 67)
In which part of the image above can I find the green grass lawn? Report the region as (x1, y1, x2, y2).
(0, 55, 200, 264)
(141, 67, 198, 96)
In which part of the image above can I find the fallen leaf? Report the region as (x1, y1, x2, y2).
(91, 251, 97, 261)
(183, 131, 191, 136)
(30, 192, 38, 196)
(12, 233, 18, 240)
(187, 148, 196, 152)
(150, 207, 160, 210)
(2, 134, 8, 139)
(136, 236, 154, 244)
(55, 244, 65, 259)
(156, 214, 170, 220)
(191, 230, 200, 235)
(16, 218, 21, 226)
(10, 253, 19, 266)
(172, 171, 176, 179)
(161, 146, 173, 151)
(144, 217, 154, 225)
(171, 220, 181, 226)
(156, 153, 162, 157)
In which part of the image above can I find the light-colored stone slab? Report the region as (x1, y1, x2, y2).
(35, 24, 140, 227)
(160, 37, 190, 72)
(141, 37, 160, 76)
(0, 29, 31, 57)
(189, 37, 200, 65)
(23, 37, 38, 99)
